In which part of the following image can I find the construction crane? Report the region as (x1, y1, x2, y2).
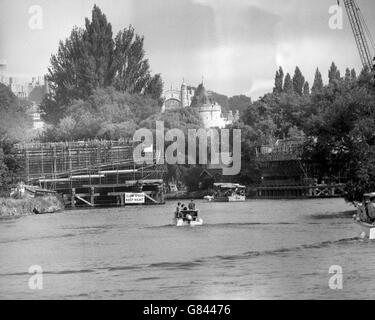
(341, 0, 375, 72)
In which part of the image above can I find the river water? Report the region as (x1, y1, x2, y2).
(0, 198, 373, 300)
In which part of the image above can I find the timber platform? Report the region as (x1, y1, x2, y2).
(254, 138, 346, 199)
(14, 140, 166, 208)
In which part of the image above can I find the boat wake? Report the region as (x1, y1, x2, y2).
(146, 221, 296, 229)
(310, 210, 356, 220)
(0, 237, 361, 278)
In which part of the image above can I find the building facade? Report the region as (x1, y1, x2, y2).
(199, 102, 239, 129)
(0, 75, 48, 100)
(162, 81, 195, 112)
(162, 80, 239, 129)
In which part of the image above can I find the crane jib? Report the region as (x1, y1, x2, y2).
(342, 0, 375, 73)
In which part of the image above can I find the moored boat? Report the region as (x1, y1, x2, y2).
(353, 192, 375, 239)
(204, 183, 246, 202)
(354, 219, 375, 239)
(203, 195, 214, 202)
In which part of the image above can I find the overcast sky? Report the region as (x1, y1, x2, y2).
(0, 0, 374, 99)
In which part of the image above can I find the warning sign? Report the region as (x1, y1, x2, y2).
(125, 193, 145, 204)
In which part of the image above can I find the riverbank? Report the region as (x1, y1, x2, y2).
(164, 188, 257, 200)
(164, 190, 208, 200)
(0, 196, 64, 217)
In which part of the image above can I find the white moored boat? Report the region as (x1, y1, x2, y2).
(203, 195, 214, 202)
(204, 183, 246, 202)
(354, 192, 375, 239)
(173, 210, 203, 227)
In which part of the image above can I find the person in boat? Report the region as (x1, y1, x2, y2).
(188, 199, 196, 210)
(179, 204, 187, 219)
(367, 197, 375, 223)
(175, 202, 181, 219)
(188, 200, 198, 220)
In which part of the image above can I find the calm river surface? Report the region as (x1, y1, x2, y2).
(0, 199, 373, 299)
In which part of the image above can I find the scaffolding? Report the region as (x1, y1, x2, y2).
(254, 139, 346, 198)
(14, 140, 167, 207)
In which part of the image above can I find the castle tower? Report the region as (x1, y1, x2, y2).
(180, 79, 189, 108)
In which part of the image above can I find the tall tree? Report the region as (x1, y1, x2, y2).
(303, 81, 310, 96)
(292, 66, 305, 96)
(283, 73, 293, 94)
(40, 94, 63, 125)
(83, 5, 115, 89)
(311, 68, 323, 94)
(144, 73, 164, 105)
(48, 6, 114, 106)
(351, 68, 357, 80)
(190, 83, 211, 108)
(273, 66, 284, 93)
(48, 27, 90, 106)
(45, 6, 163, 125)
(345, 68, 351, 81)
(113, 26, 151, 94)
(328, 62, 341, 83)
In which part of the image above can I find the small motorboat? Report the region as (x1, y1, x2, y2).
(203, 195, 214, 202)
(353, 192, 375, 239)
(354, 218, 375, 239)
(173, 210, 203, 227)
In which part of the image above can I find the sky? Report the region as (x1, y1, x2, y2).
(0, 0, 374, 99)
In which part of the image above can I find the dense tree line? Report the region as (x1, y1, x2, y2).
(0, 84, 32, 194)
(191, 86, 251, 116)
(231, 63, 375, 201)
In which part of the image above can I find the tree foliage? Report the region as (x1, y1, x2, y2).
(0, 84, 32, 141)
(328, 62, 341, 84)
(292, 67, 305, 96)
(190, 83, 211, 108)
(238, 62, 375, 201)
(274, 66, 284, 94)
(0, 84, 31, 193)
(228, 95, 252, 115)
(42, 87, 160, 141)
(312, 68, 323, 94)
(43, 5, 163, 124)
(303, 81, 310, 96)
(283, 73, 293, 94)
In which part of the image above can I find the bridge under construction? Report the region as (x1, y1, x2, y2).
(14, 140, 166, 208)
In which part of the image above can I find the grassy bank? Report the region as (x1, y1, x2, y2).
(0, 196, 64, 217)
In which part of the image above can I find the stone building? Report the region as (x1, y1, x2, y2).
(162, 80, 195, 112)
(162, 80, 239, 129)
